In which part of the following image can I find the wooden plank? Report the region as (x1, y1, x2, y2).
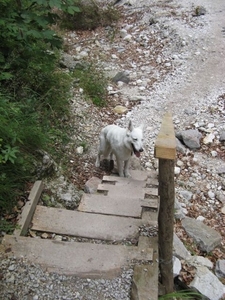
(2, 235, 153, 278)
(140, 199, 158, 209)
(154, 111, 176, 159)
(14, 181, 44, 236)
(32, 205, 143, 241)
(103, 170, 150, 182)
(97, 182, 147, 198)
(131, 237, 158, 300)
(78, 194, 143, 218)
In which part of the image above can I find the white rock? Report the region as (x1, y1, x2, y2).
(197, 216, 205, 222)
(145, 162, 152, 168)
(120, 29, 127, 38)
(117, 81, 124, 87)
(177, 160, 184, 167)
(123, 34, 132, 41)
(211, 150, 217, 157)
(203, 133, 215, 144)
(207, 123, 215, 129)
(189, 266, 224, 300)
(113, 106, 128, 114)
(54, 235, 62, 241)
(173, 256, 181, 277)
(208, 190, 215, 199)
(79, 51, 88, 58)
(136, 79, 143, 85)
(76, 146, 83, 154)
(187, 256, 213, 269)
(175, 167, 181, 175)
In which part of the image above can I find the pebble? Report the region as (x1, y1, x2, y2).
(175, 167, 181, 175)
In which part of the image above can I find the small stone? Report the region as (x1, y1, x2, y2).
(8, 264, 16, 271)
(208, 190, 215, 199)
(211, 150, 217, 157)
(219, 130, 225, 141)
(177, 160, 184, 167)
(175, 166, 181, 175)
(54, 235, 62, 241)
(79, 51, 88, 58)
(113, 106, 128, 114)
(197, 216, 205, 221)
(41, 233, 48, 239)
(120, 29, 127, 38)
(203, 133, 215, 144)
(76, 146, 83, 154)
(111, 54, 118, 59)
(123, 34, 132, 41)
(6, 274, 15, 283)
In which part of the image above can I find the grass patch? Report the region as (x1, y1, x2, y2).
(73, 64, 108, 107)
(61, 1, 120, 30)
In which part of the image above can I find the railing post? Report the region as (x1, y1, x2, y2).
(154, 112, 176, 294)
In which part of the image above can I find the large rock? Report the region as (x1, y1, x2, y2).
(173, 233, 191, 260)
(181, 217, 222, 253)
(176, 129, 202, 149)
(187, 256, 213, 269)
(215, 259, 225, 278)
(189, 266, 224, 300)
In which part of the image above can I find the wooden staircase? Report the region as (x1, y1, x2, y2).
(2, 169, 159, 299)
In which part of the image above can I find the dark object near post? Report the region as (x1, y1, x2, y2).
(155, 112, 176, 294)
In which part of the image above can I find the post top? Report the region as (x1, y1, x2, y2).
(154, 112, 176, 160)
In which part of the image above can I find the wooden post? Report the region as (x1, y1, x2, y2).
(154, 112, 176, 294)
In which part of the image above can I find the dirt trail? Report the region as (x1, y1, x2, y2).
(166, 0, 225, 114)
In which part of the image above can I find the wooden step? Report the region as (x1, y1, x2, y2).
(32, 205, 144, 241)
(97, 183, 158, 198)
(131, 237, 158, 299)
(78, 193, 158, 218)
(2, 235, 154, 279)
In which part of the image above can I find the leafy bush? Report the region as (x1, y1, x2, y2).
(0, 0, 80, 213)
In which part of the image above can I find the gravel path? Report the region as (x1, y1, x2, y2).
(1, 0, 225, 299)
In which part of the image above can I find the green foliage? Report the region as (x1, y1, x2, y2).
(0, 219, 16, 234)
(0, 0, 79, 86)
(159, 290, 202, 299)
(61, 1, 120, 30)
(73, 64, 108, 107)
(0, 0, 79, 213)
